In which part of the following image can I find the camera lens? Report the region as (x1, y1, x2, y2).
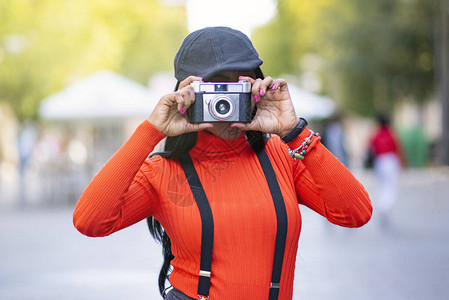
(209, 95, 234, 120)
(215, 100, 231, 115)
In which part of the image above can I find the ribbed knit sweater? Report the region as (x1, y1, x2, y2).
(73, 120, 372, 300)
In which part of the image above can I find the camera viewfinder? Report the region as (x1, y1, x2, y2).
(215, 84, 227, 92)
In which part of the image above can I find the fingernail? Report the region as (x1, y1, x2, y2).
(180, 107, 186, 114)
(231, 126, 239, 129)
(272, 84, 277, 90)
(259, 89, 264, 96)
(254, 95, 259, 102)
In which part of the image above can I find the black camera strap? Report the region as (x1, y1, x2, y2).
(179, 144, 288, 300)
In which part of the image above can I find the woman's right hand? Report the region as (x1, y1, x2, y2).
(148, 76, 213, 136)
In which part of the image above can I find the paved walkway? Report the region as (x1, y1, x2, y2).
(1, 167, 448, 299)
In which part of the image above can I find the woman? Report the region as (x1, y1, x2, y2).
(368, 113, 405, 228)
(73, 27, 372, 300)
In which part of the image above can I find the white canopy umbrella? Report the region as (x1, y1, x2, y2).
(287, 84, 335, 120)
(39, 70, 157, 121)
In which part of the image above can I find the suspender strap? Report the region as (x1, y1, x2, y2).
(179, 143, 288, 300)
(179, 154, 214, 299)
(252, 147, 288, 300)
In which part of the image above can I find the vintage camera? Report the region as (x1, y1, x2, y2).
(187, 80, 252, 123)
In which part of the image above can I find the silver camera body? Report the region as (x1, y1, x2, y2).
(188, 80, 252, 123)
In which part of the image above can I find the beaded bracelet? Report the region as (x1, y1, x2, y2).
(287, 131, 320, 160)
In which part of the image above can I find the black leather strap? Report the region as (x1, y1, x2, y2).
(179, 143, 288, 300)
(251, 145, 288, 300)
(281, 117, 308, 144)
(179, 154, 214, 299)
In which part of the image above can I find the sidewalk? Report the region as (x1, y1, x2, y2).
(1, 167, 448, 299)
(294, 167, 449, 300)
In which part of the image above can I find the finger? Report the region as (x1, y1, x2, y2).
(178, 86, 195, 112)
(159, 92, 181, 110)
(172, 91, 188, 115)
(258, 76, 274, 97)
(184, 122, 214, 133)
(251, 78, 263, 103)
(178, 76, 203, 90)
(270, 78, 287, 91)
(238, 75, 255, 84)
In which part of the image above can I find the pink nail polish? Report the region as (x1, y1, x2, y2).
(231, 126, 239, 129)
(259, 89, 264, 96)
(180, 107, 186, 114)
(254, 95, 259, 102)
(272, 85, 277, 90)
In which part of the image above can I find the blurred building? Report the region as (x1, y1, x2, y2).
(33, 70, 164, 207)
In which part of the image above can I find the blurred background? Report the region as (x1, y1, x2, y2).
(1, 0, 448, 299)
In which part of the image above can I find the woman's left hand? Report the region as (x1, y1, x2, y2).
(231, 76, 299, 137)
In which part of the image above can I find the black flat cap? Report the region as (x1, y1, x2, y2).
(174, 27, 263, 82)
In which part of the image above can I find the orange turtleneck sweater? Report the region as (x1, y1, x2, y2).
(73, 120, 372, 300)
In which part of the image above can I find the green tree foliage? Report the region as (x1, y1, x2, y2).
(0, 0, 187, 119)
(253, 0, 436, 115)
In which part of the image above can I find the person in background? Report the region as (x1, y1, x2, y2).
(368, 113, 406, 229)
(73, 27, 372, 300)
(322, 113, 349, 167)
